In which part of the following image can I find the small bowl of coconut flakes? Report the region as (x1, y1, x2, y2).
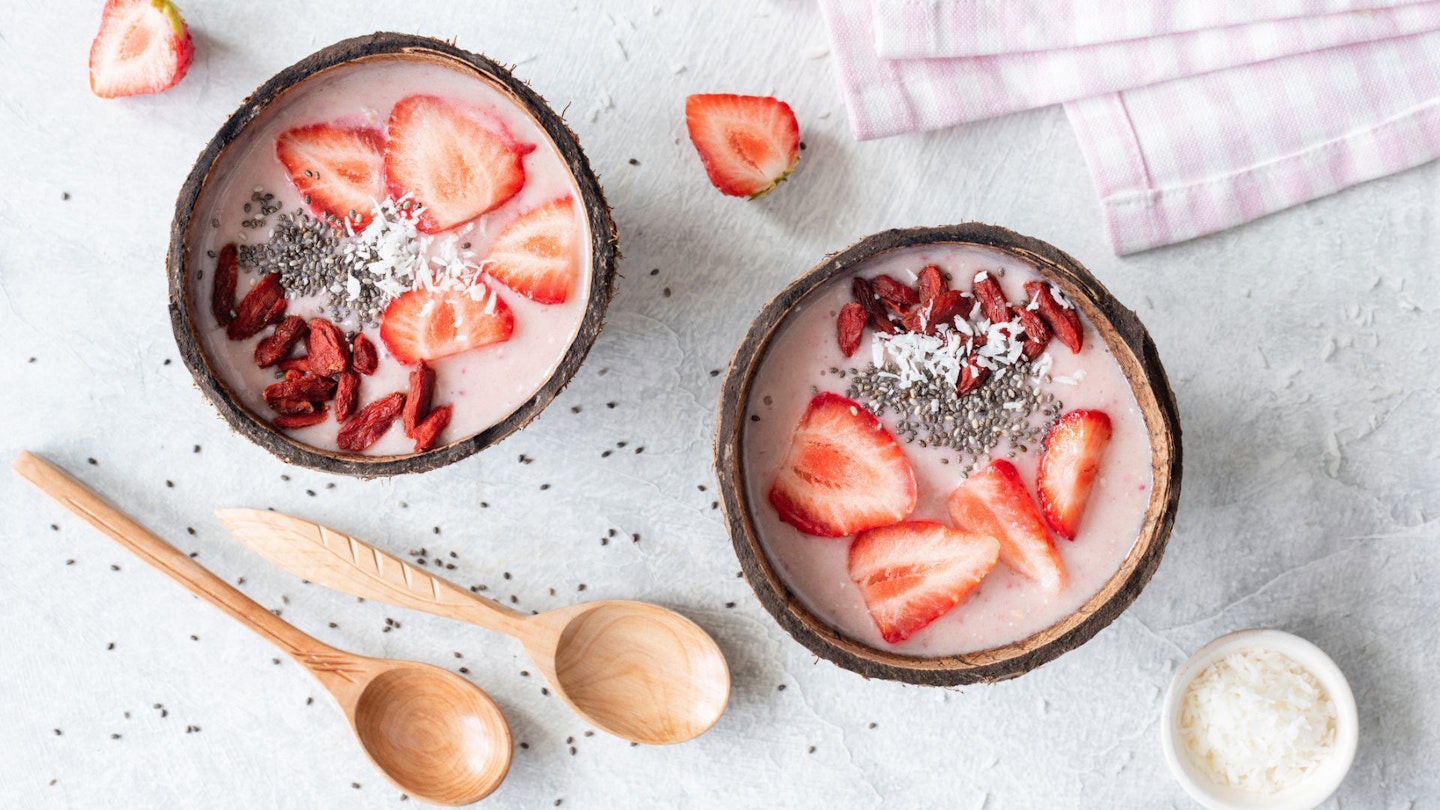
(1162, 628, 1358, 809)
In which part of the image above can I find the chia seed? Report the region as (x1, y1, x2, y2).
(845, 358, 1061, 474)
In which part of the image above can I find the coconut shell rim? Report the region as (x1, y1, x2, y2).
(166, 32, 619, 478)
(713, 223, 1183, 686)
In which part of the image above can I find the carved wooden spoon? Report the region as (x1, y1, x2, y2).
(216, 508, 731, 745)
(14, 453, 512, 806)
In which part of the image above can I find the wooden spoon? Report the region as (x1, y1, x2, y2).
(216, 508, 732, 745)
(13, 453, 512, 806)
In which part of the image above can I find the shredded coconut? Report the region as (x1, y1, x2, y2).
(1179, 648, 1337, 793)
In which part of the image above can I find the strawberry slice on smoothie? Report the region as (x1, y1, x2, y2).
(380, 284, 514, 364)
(275, 123, 386, 229)
(685, 94, 800, 199)
(384, 94, 535, 233)
(769, 393, 917, 538)
(1037, 410, 1113, 540)
(849, 521, 1000, 644)
(485, 197, 579, 304)
(948, 459, 1065, 591)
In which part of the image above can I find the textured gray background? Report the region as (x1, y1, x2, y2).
(1, 1, 1436, 808)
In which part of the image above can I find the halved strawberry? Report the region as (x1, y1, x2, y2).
(848, 521, 1000, 644)
(769, 393, 916, 538)
(947, 459, 1065, 591)
(685, 94, 800, 199)
(485, 197, 578, 304)
(384, 95, 534, 233)
(379, 284, 514, 365)
(276, 124, 386, 229)
(1037, 410, 1113, 540)
(88, 0, 193, 99)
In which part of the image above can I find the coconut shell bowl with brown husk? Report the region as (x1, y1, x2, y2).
(168, 33, 618, 477)
(715, 224, 1181, 686)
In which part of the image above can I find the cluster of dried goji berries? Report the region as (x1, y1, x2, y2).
(211, 244, 450, 453)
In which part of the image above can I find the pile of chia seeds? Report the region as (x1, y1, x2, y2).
(842, 359, 1064, 473)
(234, 194, 414, 327)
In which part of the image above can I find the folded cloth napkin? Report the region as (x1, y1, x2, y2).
(872, 0, 1432, 57)
(819, 0, 1440, 253)
(1067, 31, 1440, 253)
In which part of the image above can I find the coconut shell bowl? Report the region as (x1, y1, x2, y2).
(168, 33, 617, 477)
(714, 224, 1182, 686)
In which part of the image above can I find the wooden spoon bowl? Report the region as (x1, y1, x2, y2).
(352, 663, 512, 804)
(713, 224, 1183, 686)
(167, 33, 618, 477)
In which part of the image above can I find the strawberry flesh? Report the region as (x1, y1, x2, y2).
(1037, 410, 1113, 540)
(276, 124, 386, 230)
(947, 459, 1065, 591)
(379, 284, 515, 365)
(89, 0, 193, 98)
(384, 95, 533, 233)
(769, 393, 917, 538)
(848, 521, 1000, 644)
(685, 94, 800, 199)
(485, 197, 579, 304)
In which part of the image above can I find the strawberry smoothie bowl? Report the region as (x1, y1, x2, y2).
(167, 34, 617, 476)
(715, 225, 1181, 685)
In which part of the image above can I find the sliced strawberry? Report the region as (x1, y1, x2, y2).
(384, 95, 534, 233)
(769, 393, 916, 538)
(485, 197, 579, 304)
(685, 94, 800, 199)
(275, 124, 385, 230)
(88, 0, 193, 98)
(1037, 410, 1114, 540)
(379, 284, 514, 365)
(947, 459, 1065, 591)
(848, 521, 1000, 644)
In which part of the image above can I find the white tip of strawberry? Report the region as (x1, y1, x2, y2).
(685, 93, 800, 199)
(849, 521, 1000, 644)
(89, 0, 193, 99)
(769, 392, 916, 538)
(1037, 410, 1113, 540)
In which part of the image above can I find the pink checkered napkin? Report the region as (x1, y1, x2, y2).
(1066, 30, 1440, 254)
(873, 0, 1430, 57)
(821, 0, 1440, 139)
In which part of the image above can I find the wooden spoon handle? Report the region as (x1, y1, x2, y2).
(12, 452, 341, 669)
(215, 508, 530, 638)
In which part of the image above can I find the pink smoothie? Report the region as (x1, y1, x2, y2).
(186, 57, 591, 456)
(742, 243, 1152, 657)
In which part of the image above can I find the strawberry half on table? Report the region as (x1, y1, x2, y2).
(948, 459, 1065, 592)
(769, 393, 916, 538)
(385, 94, 535, 233)
(1037, 409, 1113, 540)
(275, 123, 386, 230)
(849, 521, 1000, 644)
(88, 0, 194, 99)
(685, 93, 800, 199)
(379, 284, 515, 364)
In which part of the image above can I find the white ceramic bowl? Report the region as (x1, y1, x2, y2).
(1161, 629, 1358, 810)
